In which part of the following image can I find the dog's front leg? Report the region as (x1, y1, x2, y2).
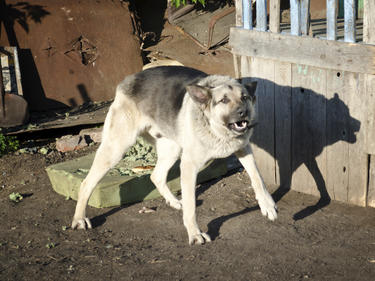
(180, 155, 211, 245)
(235, 144, 278, 221)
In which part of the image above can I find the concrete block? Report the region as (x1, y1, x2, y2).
(46, 152, 228, 208)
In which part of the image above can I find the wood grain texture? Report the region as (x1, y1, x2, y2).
(326, 70, 349, 202)
(235, 0, 243, 27)
(344, 0, 356, 43)
(269, 0, 281, 33)
(368, 155, 375, 207)
(291, 64, 327, 197)
(242, 0, 252, 29)
(363, 0, 375, 43)
(256, 0, 267, 31)
(346, 72, 368, 206)
(300, 0, 310, 35)
(230, 28, 375, 75)
(327, 0, 338, 40)
(241, 56, 276, 186)
(274, 61, 292, 187)
(290, 0, 301, 36)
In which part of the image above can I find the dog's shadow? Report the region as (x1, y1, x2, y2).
(204, 78, 360, 240)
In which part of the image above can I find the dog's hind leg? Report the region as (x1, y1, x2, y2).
(72, 94, 141, 230)
(150, 138, 182, 210)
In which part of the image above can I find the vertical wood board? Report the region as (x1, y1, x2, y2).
(242, 0, 253, 29)
(256, 0, 267, 31)
(368, 155, 375, 207)
(300, 0, 310, 35)
(291, 64, 327, 197)
(326, 70, 349, 202)
(290, 0, 301, 36)
(346, 72, 367, 206)
(274, 62, 292, 187)
(242, 57, 276, 186)
(327, 0, 338, 40)
(235, 0, 243, 27)
(344, 0, 356, 42)
(269, 0, 281, 33)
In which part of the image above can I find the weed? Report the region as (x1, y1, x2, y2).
(9, 192, 23, 203)
(171, 0, 205, 8)
(0, 133, 19, 156)
(46, 242, 56, 249)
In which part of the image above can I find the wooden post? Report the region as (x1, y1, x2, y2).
(269, 0, 281, 33)
(344, 0, 356, 42)
(300, 0, 310, 35)
(290, 0, 301, 36)
(256, 0, 267, 31)
(327, 0, 338, 40)
(235, 0, 244, 27)
(242, 0, 253, 30)
(363, 0, 375, 207)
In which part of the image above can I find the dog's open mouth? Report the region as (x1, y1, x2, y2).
(229, 120, 249, 133)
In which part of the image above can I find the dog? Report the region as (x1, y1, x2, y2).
(71, 66, 277, 245)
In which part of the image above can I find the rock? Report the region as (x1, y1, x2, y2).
(79, 127, 102, 143)
(55, 135, 87, 153)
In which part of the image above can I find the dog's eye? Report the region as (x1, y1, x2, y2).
(241, 95, 250, 101)
(219, 96, 230, 104)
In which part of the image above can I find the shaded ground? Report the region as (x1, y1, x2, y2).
(0, 145, 375, 281)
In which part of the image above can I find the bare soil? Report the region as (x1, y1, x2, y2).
(1, 2, 375, 280)
(1, 144, 375, 281)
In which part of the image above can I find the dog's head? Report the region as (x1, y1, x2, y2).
(186, 76, 257, 138)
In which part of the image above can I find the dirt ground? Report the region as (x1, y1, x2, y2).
(1, 1, 375, 280)
(1, 143, 375, 281)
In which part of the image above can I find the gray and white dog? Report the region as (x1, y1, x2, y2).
(71, 66, 277, 245)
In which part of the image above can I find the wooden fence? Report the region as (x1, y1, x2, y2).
(229, 0, 375, 207)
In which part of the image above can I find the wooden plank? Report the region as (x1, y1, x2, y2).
(368, 155, 375, 207)
(256, 0, 267, 31)
(235, 0, 243, 27)
(363, 0, 375, 43)
(269, 0, 281, 33)
(363, 0, 375, 207)
(274, 61, 292, 188)
(300, 0, 310, 35)
(346, 72, 368, 206)
(344, 0, 356, 42)
(327, 0, 338, 40)
(242, 0, 253, 30)
(242, 57, 276, 186)
(363, 1, 375, 154)
(291, 64, 327, 198)
(326, 70, 349, 202)
(229, 28, 375, 75)
(290, 0, 301, 36)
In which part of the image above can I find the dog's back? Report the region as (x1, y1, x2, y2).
(118, 66, 207, 129)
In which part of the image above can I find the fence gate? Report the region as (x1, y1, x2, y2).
(229, 0, 375, 207)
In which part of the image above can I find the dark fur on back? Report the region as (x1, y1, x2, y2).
(119, 67, 207, 133)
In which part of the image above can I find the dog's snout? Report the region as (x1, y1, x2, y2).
(237, 107, 247, 118)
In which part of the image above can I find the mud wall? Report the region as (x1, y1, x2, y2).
(0, 0, 143, 111)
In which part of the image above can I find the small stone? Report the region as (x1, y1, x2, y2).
(39, 147, 49, 155)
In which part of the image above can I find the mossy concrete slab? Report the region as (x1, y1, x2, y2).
(46, 153, 228, 208)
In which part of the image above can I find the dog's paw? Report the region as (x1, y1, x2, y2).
(167, 198, 182, 210)
(188, 232, 211, 245)
(71, 217, 92, 230)
(257, 193, 278, 221)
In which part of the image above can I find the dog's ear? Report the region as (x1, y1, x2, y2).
(186, 85, 211, 105)
(244, 81, 257, 102)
